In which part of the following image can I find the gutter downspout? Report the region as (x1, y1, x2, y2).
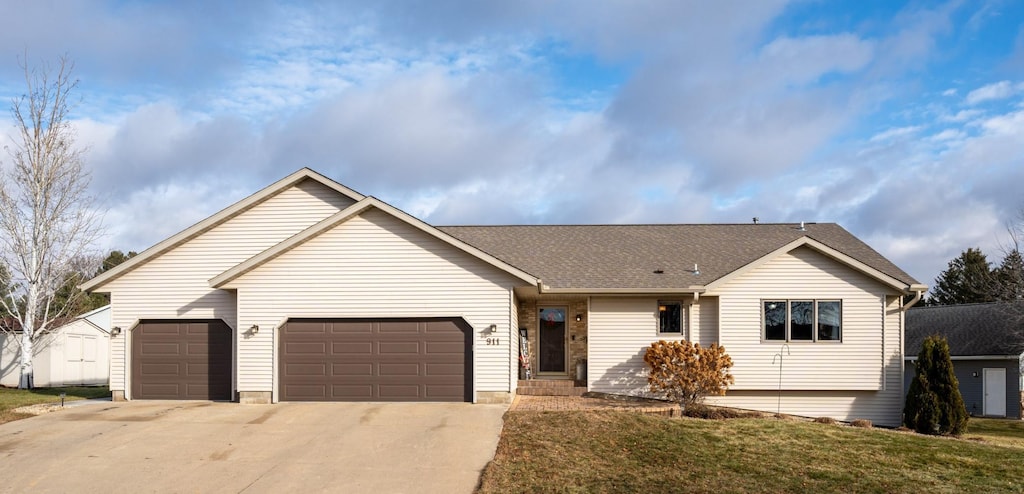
(900, 289, 923, 312)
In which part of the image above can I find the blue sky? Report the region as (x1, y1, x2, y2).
(1, 0, 1023, 290)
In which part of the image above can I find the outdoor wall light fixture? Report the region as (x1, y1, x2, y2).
(481, 324, 497, 335)
(111, 326, 122, 336)
(575, 314, 583, 322)
(250, 324, 259, 334)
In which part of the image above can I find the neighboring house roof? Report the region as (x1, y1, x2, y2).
(905, 302, 1024, 357)
(439, 223, 920, 291)
(80, 168, 364, 292)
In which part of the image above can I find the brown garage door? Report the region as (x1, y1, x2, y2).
(131, 320, 232, 400)
(280, 318, 471, 402)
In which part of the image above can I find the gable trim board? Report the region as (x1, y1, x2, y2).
(86, 168, 922, 424)
(702, 237, 925, 295)
(210, 197, 539, 289)
(80, 168, 364, 293)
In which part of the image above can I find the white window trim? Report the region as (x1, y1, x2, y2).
(657, 301, 687, 338)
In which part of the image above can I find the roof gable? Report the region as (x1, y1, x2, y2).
(905, 302, 1024, 357)
(210, 197, 539, 288)
(81, 169, 363, 291)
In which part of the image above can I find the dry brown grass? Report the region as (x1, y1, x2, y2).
(479, 411, 1024, 493)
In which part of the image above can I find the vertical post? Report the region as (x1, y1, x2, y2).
(772, 344, 790, 416)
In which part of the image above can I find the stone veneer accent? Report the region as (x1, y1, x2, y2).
(519, 299, 589, 382)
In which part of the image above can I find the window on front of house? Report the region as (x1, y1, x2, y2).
(658, 302, 683, 335)
(763, 300, 842, 342)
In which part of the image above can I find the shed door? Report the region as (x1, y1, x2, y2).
(983, 368, 1006, 417)
(280, 318, 471, 402)
(132, 320, 232, 400)
(65, 334, 83, 385)
(64, 334, 98, 386)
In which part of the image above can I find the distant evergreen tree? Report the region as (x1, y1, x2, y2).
(992, 250, 1024, 301)
(930, 248, 994, 305)
(903, 335, 968, 435)
(50, 250, 139, 316)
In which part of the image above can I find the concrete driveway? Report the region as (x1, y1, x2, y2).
(0, 400, 508, 493)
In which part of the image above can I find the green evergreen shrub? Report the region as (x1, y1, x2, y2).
(903, 335, 968, 435)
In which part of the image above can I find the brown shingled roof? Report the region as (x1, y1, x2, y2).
(438, 223, 918, 290)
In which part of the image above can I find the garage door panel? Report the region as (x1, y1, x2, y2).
(331, 385, 373, 399)
(378, 341, 420, 354)
(378, 321, 420, 333)
(332, 341, 372, 354)
(140, 342, 180, 356)
(333, 363, 373, 376)
(426, 341, 465, 354)
(286, 321, 328, 334)
(287, 363, 327, 376)
(379, 363, 420, 376)
(286, 342, 328, 355)
(286, 384, 328, 400)
(281, 318, 471, 402)
(140, 362, 180, 376)
(132, 320, 232, 401)
(331, 322, 373, 334)
(378, 384, 420, 398)
(425, 385, 464, 398)
(426, 363, 463, 376)
(139, 383, 181, 398)
(141, 323, 183, 335)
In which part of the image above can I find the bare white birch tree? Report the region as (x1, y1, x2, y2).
(0, 55, 102, 388)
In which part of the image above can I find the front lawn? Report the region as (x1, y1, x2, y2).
(0, 386, 110, 425)
(479, 412, 1024, 493)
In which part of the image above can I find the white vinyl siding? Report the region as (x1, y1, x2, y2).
(589, 298, 659, 397)
(712, 246, 890, 391)
(706, 297, 904, 426)
(703, 247, 906, 426)
(104, 179, 355, 396)
(692, 296, 719, 348)
(223, 209, 521, 399)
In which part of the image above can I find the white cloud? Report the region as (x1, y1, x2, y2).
(869, 125, 921, 142)
(965, 80, 1019, 105)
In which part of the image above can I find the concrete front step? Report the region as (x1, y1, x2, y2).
(517, 379, 587, 396)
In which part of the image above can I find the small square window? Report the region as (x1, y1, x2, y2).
(658, 302, 683, 334)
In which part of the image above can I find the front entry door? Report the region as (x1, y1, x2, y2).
(538, 307, 566, 373)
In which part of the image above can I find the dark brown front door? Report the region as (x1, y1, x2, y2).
(279, 318, 471, 402)
(131, 320, 232, 400)
(538, 307, 566, 373)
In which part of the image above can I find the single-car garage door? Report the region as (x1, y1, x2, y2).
(280, 318, 471, 402)
(131, 320, 232, 400)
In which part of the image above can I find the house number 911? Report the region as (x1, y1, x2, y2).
(486, 337, 500, 346)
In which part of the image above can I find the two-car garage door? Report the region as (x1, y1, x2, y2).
(279, 318, 472, 402)
(130, 317, 472, 402)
